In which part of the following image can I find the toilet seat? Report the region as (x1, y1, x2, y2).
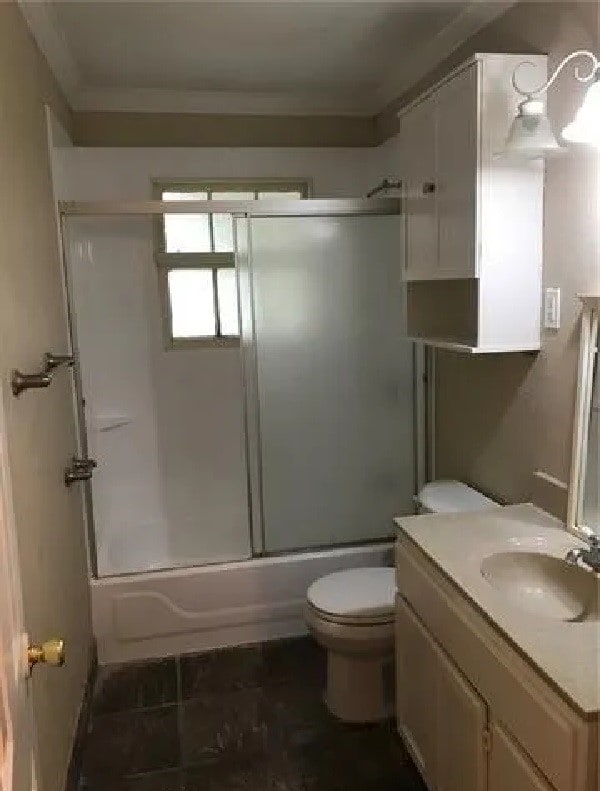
(307, 567, 395, 625)
(307, 601, 393, 626)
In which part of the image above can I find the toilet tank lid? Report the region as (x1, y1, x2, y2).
(416, 480, 499, 513)
(307, 567, 395, 619)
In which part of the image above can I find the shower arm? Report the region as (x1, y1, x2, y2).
(366, 179, 402, 198)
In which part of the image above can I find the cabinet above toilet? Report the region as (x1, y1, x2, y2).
(398, 53, 546, 353)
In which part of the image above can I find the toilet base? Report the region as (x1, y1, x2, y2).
(325, 652, 395, 723)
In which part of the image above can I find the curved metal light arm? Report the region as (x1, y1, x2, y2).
(512, 50, 600, 98)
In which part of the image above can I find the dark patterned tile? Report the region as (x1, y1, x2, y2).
(180, 644, 263, 698)
(259, 637, 326, 688)
(179, 638, 325, 701)
(80, 639, 425, 791)
(183, 758, 305, 791)
(82, 768, 182, 791)
(93, 660, 178, 714)
(81, 706, 180, 778)
(181, 688, 268, 766)
(259, 675, 334, 750)
(288, 726, 426, 791)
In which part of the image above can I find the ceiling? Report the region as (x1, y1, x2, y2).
(19, 1, 514, 115)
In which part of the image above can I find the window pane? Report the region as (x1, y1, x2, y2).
(217, 268, 240, 336)
(211, 191, 254, 252)
(162, 191, 210, 253)
(257, 191, 303, 199)
(168, 269, 215, 338)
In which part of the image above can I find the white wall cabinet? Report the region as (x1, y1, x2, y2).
(399, 53, 546, 353)
(395, 533, 598, 791)
(403, 94, 437, 278)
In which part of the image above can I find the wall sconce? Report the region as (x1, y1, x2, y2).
(504, 50, 600, 159)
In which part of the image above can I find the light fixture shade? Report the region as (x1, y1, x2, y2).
(562, 80, 600, 148)
(502, 98, 563, 159)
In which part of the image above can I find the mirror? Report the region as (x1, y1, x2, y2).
(582, 353, 599, 531)
(568, 296, 599, 536)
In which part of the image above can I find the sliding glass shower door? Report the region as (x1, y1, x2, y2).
(238, 210, 414, 554)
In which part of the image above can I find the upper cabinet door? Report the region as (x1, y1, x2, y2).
(436, 64, 479, 278)
(401, 94, 437, 280)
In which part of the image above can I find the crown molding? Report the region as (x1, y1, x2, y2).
(17, 0, 81, 102)
(73, 87, 378, 116)
(19, 0, 517, 118)
(376, 0, 517, 108)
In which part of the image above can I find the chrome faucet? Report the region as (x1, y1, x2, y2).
(565, 535, 600, 573)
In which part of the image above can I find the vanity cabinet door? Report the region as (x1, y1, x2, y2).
(489, 721, 555, 791)
(396, 595, 488, 791)
(435, 639, 487, 791)
(396, 595, 438, 788)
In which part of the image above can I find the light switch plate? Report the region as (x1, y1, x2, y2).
(544, 287, 561, 330)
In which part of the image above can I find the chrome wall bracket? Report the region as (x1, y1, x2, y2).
(64, 456, 97, 487)
(11, 370, 53, 397)
(44, 352, 75, 372)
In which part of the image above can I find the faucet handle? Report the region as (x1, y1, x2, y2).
(587, 535, 599, 548)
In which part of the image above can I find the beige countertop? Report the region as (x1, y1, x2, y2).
(394, 503, 600, 716)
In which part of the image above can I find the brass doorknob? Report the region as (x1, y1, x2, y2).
(27, 639, 65, 671)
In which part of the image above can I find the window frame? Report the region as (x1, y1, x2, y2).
(153, 178, 312, 349)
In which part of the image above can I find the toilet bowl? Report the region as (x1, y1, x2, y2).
(305, 567, 396, 723)
(305, 481, 499, 724)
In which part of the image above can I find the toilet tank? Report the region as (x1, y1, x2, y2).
(415, 480, 499, 514)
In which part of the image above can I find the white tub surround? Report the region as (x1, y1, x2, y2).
(395, 503, 598, 714)
(91, 543, 393, 664)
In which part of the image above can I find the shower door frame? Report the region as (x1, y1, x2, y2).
(58, 198, 422, 578)
(233, 204, 416, 557)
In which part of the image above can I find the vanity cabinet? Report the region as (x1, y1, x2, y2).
(396, 596, 487, 791)
(399, 53, 546, 352)
(489, 721, 554, 791)
(395, 533, 598, 791)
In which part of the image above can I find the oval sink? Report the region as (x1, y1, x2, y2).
(480, 551, 599, 622)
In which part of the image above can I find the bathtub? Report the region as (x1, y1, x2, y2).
(90, 542, 394, 664)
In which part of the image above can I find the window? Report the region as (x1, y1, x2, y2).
(154, 180, 310, 347)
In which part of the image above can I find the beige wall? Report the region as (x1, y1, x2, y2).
(379, 1, 599, 512)
(72, 111, 376, 147)
(0, 5, 92, 791)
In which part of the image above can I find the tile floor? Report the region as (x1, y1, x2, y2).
(79, 637, 426, 790)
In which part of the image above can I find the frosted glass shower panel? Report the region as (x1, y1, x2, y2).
(247, 214, 414, 552)
(66, 217, 251, 576)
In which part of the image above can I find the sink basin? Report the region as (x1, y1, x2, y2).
(480, 551, 600, 622)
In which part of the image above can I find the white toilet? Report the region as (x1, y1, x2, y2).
(305, 480, 498, 723)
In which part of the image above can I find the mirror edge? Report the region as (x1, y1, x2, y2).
(567, 294, 600, 538)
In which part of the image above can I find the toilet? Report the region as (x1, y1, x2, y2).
(305, 480, 498, 723)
